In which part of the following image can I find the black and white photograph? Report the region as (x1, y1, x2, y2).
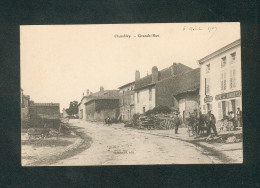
(20, 23, 242, 166)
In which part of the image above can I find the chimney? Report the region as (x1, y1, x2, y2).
(86, 89, 89, 96)
(152, 66, 158, 83)
(100, 86, 104, 93)
(171, 62, 177, 76)
(135, 70, 140, 81)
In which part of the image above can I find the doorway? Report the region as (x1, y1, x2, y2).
(222, 101, 227, 118)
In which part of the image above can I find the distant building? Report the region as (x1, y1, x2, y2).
(118, 81, 135, 121)
(198, 39, 242, 122)
(80, 87, 120, 121)
(21, 88, 30, 120)
(134, 63, 192, 114)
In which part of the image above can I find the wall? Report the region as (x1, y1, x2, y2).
(85, 99, 119, 121)
(155, 78, 176, 108)
(134, 87, 156, 114)
(175, 91, 199, 122)
(119, 84, 135, 121)
(85, 100, 96, 120)
(29, 105, 60, 119)
(200, 44, 242, 120)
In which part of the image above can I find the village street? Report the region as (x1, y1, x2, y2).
(51, 119, 241, 166)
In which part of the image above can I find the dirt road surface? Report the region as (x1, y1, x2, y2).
(52, 120, 229, 166)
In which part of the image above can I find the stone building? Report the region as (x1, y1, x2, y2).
(155, 68, 200, 122)
(198, 39, 241, 122)
(118, 81, 135, 122)
(81, 87, 120, 121)
(134, 63, 193, 114)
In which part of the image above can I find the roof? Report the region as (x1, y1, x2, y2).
(198, 39, 240, 64)
(135, 63, 192, 91)
(30, 103, 60, 106)
(84, 90, 120, 105)
(172, 68, 200, 96)
(156, 68, 200, 96)
(118, 81, 135, 89)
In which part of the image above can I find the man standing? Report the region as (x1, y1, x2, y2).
(173, 111, 181, 134)
(205, 110, 218, 136)
(236, 107, 242, 127)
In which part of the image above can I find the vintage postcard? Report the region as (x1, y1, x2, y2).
(20, 23, 242, 166)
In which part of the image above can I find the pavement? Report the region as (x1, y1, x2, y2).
(51, 119, 242, 166)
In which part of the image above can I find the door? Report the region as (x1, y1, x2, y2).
(231, 100, 236, 113)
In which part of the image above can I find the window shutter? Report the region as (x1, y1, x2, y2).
(233, 69, 236, 88)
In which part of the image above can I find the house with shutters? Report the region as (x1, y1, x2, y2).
(198, 39, 242, 122)
(118, 81, 135, 122)
(134, 63, 195, 115)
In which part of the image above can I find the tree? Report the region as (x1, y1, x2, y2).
(66, 101, 79, 116)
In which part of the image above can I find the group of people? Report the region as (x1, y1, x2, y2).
(185, 109, 219, 137)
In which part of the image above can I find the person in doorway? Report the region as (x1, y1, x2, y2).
(173, 111, 181, 134)
(205, 110, 218, 136)
(236, 107, 242, 127)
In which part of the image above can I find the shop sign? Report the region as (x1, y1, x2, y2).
(215, 90, 241, 100)
(204, 95, 213, 103)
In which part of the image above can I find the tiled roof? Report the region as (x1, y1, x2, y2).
(135, 63, 192, 90)
(84, 90, 120, 104)
(134, 75, 153, 90)
(157, 68, 200, 96)
(118, 81, 135, 89)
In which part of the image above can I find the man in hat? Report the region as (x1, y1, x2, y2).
(205, 110, 218, 136)
(173, 111, 181, 134)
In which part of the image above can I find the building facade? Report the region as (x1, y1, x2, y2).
(198, 39, 242, 122)
(118, 81, 135, 122)
(81, 87, 120, 121)
(134, 63, 193, 114)
(155, 68, 200, 122)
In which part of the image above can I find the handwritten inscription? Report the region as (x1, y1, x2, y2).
(183, 26, 217, 32)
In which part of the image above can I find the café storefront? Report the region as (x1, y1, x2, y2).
(215, 90, 242, 121)
(203, 90, 242, 123)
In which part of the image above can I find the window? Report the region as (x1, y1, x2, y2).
(130, 94, 134, 104)
(206, 64, 210, 73)
(221, 56, 226, 68)
(230, 52, 236, 64)
(221, 72, 227, 91)
(205, 78, 210, 95)
(230, 69, 236, 89)
(149, 88, 152, 101)
(137, 92, 139, 103)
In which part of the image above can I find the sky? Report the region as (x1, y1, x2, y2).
(20, 23, 240, 110)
